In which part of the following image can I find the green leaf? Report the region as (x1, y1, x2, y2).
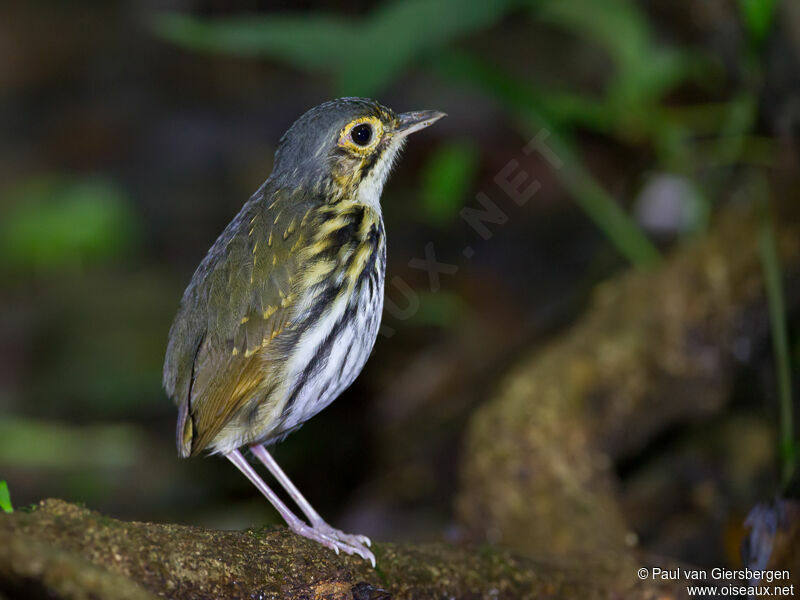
(341, 0, 517, 95)
(150, 0, 521, 96)
(537, 0, 652, 72)
(737, 0, 777, 45)
(537, 0, 693, 116)
(0, 174, 140, 273)
(0, 480, 12, 514)
(150, 12, 353, 69)
(421, 141, 480, 225)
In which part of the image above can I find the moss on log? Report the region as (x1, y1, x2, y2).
(0, 499, 689, 599)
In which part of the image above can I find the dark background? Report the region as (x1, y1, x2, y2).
(1, 0, 798, 571)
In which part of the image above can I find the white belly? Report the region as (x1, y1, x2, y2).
(278, 276, 384, 434)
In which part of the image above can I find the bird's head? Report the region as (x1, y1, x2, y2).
(271, 97, 445, 207)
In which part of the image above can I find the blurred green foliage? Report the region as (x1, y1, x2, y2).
(0, 174, 140, 274)
(150, 0, 675, 267)
(738, 0, 778, 47)
(25, 271, 177, 417)
(420, 141, 480, 226)
(151, 0, 517, 97)
(147, 0, 785, 267)
(537, 0, 694, 128)
(0, 419, 144, 470)
(411, 291, 468, 329)
(433, 51, 662, 267)
(736, 0, 795, 487)
(0, 480, 12, 514)
(757, 186, 797, 489)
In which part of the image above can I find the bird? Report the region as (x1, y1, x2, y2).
(163, 97, 445, 566)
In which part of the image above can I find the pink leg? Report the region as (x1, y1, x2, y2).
(251, 444, 325, 525)
(249, 444, 374, 563)
(226, 449, 375, 566)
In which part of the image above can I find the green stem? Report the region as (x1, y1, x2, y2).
(432, 50, 660, 269)
(757, 190, 796, 489)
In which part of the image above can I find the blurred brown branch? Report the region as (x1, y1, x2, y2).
(458, 201, 800, 560)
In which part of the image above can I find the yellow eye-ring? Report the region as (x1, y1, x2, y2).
(338, 117, 383, 154)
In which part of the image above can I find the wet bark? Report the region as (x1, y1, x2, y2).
(0, 499, 687, 600)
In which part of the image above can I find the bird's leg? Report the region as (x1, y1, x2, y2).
(226, 449, 375, 565)
(249, 444, 374, 558)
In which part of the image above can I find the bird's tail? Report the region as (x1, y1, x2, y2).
(176, 400, 193, 458)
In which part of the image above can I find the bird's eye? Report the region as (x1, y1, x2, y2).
(338, 118, 383, 152)
(351, 123, 373, 146)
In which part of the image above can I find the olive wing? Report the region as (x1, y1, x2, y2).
(163, 186, 313, 456)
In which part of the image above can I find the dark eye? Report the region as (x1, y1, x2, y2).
(351, 123, 373, 146)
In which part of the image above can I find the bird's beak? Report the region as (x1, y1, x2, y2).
(394, 110, 447, 137)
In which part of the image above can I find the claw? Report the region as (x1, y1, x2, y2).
(288, 521, 375, 566)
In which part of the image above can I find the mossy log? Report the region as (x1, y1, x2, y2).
(457, 204, 800, 559)
(0, 499, 689, 600)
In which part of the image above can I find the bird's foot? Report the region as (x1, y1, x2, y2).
(311, 521, 372, 550)
(291, 521, 375, 567)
